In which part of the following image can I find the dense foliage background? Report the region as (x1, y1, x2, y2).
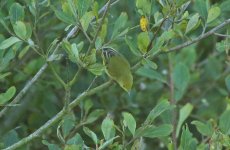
(0, 0, 230, 150)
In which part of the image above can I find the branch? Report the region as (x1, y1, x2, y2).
(86, 0, 111, 54)
(4, 18, 230, 149)
(214, 32, 230, 38)
(68, 0, 112, 86)
(163, 18, 230, 53)
(0, 0, 119, 118)
(3, 7, 229, 150)
(0, 63, 48, 118)
(168, 55, 177, 150)
(2, 81, 112, 150)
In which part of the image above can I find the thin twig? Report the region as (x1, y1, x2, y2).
(146, 16, 169, 52)
(0, 63, 48, 118)
(67, 0, 111, 88)
(0, 0, 118, 118)
(48, 62, 66, 88)
(2, 81, 112, 150)
(168, 54, 177, 150)
(214, 32, 230, 38)
(86, 0, 112, 55)
(79, 23, 92, 43)
(163, 18, 230, 53)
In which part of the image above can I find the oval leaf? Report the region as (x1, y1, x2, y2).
(122, 112, 136, 136)
(135, 124, 173, 138)
(13, 21, 27, 40)
(186, 13, 199, 34)
(0, 86, 16, 105)
(83, 127, 98, 144)
(137, 32, 150, 53)
(101, 117, 115, 141)
(9, 3, 25, 23)
(219, 110, 230, 135)
(176, 103, 193, 137)
(207, 7, 221, 24)
(0, 37, 21, 50)
(125, 36, 141, 56)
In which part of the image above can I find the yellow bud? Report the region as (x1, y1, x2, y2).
(102, 48, 133, 92)
(140, 16, 148, 32)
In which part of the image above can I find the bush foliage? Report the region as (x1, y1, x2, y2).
(0, 0, 230, 150)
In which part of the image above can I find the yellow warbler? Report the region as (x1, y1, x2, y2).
(140, 16, 148, 32)
(102, 48, 133, 93)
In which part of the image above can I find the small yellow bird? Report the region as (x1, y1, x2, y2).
(102, 48, 133, 93)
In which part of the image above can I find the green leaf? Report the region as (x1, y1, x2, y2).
(2, 129, 19, 148)
(67, 133, 83, 146)
(136, 0, 151, 15)
(136, 67, 167, 83)
(76, 41, 84, 52)
(191, 121, 213, 137)
(80, 11, 94, 32)
(92, 1, 99, 20)
(52, 6, 75, 24)
(87, 63, 105, 76)
(98, 136, 119, 150)
(62, 41, 80, 64)
(85, 109, 104, 124)
(144, 100, 171, 125)
(176, 103, 194, 137)
(216, 40, 229, 53)
(12, 21, 27, 40)
(219, 110, 230, 135)
(220, 0, 230, 12)
(64, 145, 81, 150)
(0, 72, 11, 80)
(149, 30, 175, 55)
(111, 12, 128, 39)
(83, 127, 98, 144)
(67, 0, 78, 18)
(193, 0, 208, 20)
(142, 59, 158, 70)
(225, 75, 230, 92)
(62, 114, 75, 138)
(207, 7, 221, 24)
(83, 99, 93, 116)
(173, 63, 190, 101)
(179, 126, 197, 150)
(122, 112, 136, 136)
(135, 124, 173, 138)
(125, 36, 141, 56)
(71, 43, 80, 62)
(186, 13, 200, 34)
(101, 117, 115, 141)
(174, 46, 197, 68)
(137, 32, 150, 53)
(9, 3, 25, 23)
(159, 30, 175, 42)
(42, 140, 62, 150)
(98, 18, 108, 43)
(0, 86, 16, 105)
(76, 0, 92, 18)
(95, 37, 102, 50)
(25, 23, 32, 39)
(0, 37, 21, 50)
